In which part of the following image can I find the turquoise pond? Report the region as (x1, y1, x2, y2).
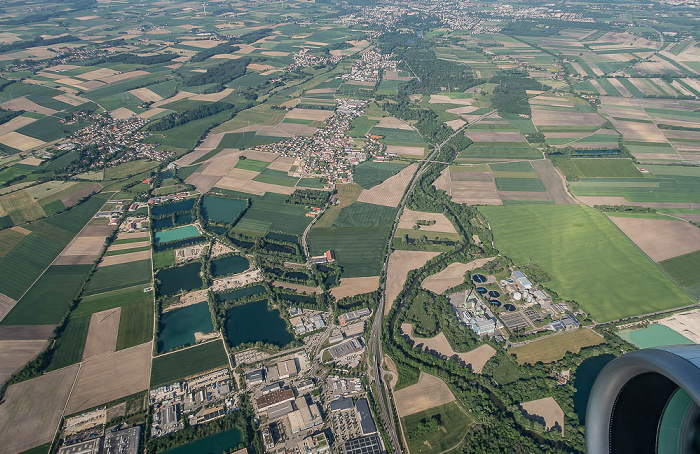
(162, 427, 243, 454)
(618, 324, 694, 349)
(155, 225, 200, 244)
(211, 255, 249, 278)
(157, 262, 203, 297)
(158, 302, 214, 353)
(201, 196, 247, 224)
(225, 300, 294, 347)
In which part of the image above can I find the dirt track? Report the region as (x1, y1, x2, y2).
(531, 160, 576, 204)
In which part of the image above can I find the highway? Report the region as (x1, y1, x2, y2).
(366, 110, 497, 454)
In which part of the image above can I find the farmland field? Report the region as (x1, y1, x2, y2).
(221, 190, 311, 236)
(1, 265, 93, 325)
(73, 285, 153, 317)
(555, 158, 641, 178)
(402, 402, 472, 454)
(353, 161, 408, 189)
(308, 227, 388, 277)
(370, 126, 425, 147)
(46, 315, 90, 371)
(510, 329, 605, 365)
(83, 260, 152, 296)
(116, 301, 154, 350)
(659, 250, 700, 298)
(150, 341, 228, 387)
(480, 205, 693, 322)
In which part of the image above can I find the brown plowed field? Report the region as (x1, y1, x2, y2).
(329, 276, 380, 300)
(386, 251, 440, 315)
(99, 250, 151, 267)
(0, 364, 79, 453)
(531, 160, 575, 204)
(0, 325, 56, 340)
(402, 324, 496, 373)
(397, 209, 457, 234)
(66, 342, 152, 415)
(82, 308, 121, 360)
(0, 339, 49, 385)
(520, 397, 565, 436)
(356, 163, 417, 207)
(394, 372, 456, 417)
(609, 217, 700, 262)
(421, 257, 496, 294)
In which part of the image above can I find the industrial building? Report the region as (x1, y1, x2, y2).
(103, 425, 140, 454)
(296, 433, 330, 454)
(277, 359, 299, 379)
(245, 369, 265, 386)
(329, 338, 364, 360)
(513, 270, 533, 290)
(330, 397, 354, 412)
(344, 434, 383, 454)
(338, 308, 371, 325)
(355, 398, 377, 435)
(287, 396, 323, 433)
(256, 388, 295, 412)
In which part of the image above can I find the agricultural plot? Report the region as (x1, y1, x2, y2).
(520, 398, 565, 436)
(150, 341, 228, 387)
(82, 308, 121, 360)
(329, 276, 380, 300)
(1, 264, 93, 326)
(570, 174, 700, 205)
(394, 372, 456, 416)
(421, 258, 496, 295)
(353, 161, 408, 189)
(402, 324, 496, 373)
(509, 329, 605, 365)
(47, 315, 90, 371)
(433, 165, 502, 206)
(480, 205, 693, 322)
(116, 301, 154, 350)
(356, 163, 418, 207)
(0, 364, 80, 454)
(0, 339, 49, 385)
(223, 190, 311, 236)
(554, 158, 641, 179)
(65, 342, 152, 415)
(385, 251, 440, 314)
(83, 259, 153, 296)
(402, 402, 472, 454)
(659, 251, 700, 299)
(73, 285, 154, 317)
(609, 217, 700, 262)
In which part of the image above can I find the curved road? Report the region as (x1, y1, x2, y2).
(366, 110, 497, 454)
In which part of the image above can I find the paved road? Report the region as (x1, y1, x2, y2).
(366, 110, 497, 454)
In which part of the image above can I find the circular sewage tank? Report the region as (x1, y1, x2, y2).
(472, 274, 487, 284)
(504, 304, 516, 312)
(490, 299, 501, 307)
(476, 287, 488, 295)
(488, 290, 500, 298)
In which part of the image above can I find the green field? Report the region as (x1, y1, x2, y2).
(0, 232, 65, 299)
(253, 168, 299, 187)
(116, 301, 154, 350)
(150, 340, 229, 387)
(104, 160, 159, 180)
(235, 159, 270, 172)
(308, 226, 388, 277)
(334, 202, 397, 228)
(217, 131, 287, 149)
(370, 126, 425, 147)
(73, 285, 154, 317)
(659, 250, 700, 298)
(556, 158, 641, 178)
(219, 190, 311, 236)
(83, 260, 153, 296)
(479, 205, 693, 322)
(349, 116, 379, 138)
(402, 402, 473, 454)
(46, 315, 90, 371)
(353, 161, 408, 189)
(494, 177, 547, 192)
(1, 265, 93, 325)
(569, 175, 700, 203)
(460, 143, 541, 159)
(152, 249, 176, 269)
